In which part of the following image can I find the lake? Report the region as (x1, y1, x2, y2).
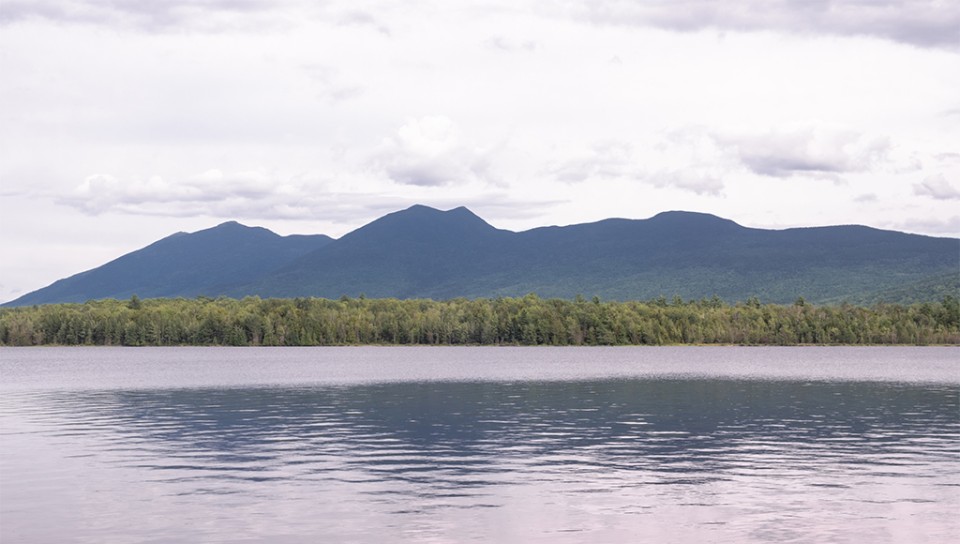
(1, 346, 958, 543)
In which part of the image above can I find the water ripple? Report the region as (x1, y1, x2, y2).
(2, 352, 959, 543)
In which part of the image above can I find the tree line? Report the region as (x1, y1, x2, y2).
(1, 294, 957, 347)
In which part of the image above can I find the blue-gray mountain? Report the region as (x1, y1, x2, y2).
(7, 222, 332, 306)
(7, 205, 958, 306)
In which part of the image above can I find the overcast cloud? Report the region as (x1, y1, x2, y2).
(0, 0, 279, 30)
(6, 0, 959, 49)
(914, 173, 960, 200)
(723, 127, 891, 179)
(376, 116, 503, 187)
(0, 0, 958, 302)
(570, 0, 960, 49)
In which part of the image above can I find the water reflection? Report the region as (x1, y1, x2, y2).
(2, 378, 959, 543)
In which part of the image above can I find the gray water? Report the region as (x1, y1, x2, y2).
(1, 347, 958, 543)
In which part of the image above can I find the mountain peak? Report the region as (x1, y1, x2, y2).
(384, 204, 493, 229)
(8, 205, 957, 307)
(649, 210, 728, 221)
(211, 220, 256, 230)
(191, 221, 277, 240)
(402, 204, 439, 214)
(647, 210, 742, 232)
(4, 218, 332, 306)
(397, 204, 480, 218)
(342, 204, 499, 245)
(446, 205, 482, 218)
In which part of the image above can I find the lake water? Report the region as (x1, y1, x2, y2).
(1, 346, 958, 543)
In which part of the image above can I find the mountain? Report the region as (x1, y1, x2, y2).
(236, 205, 516, 299)
(6, 222, 332, 306)
(7, 206, 958, 306)
(823, 272, 960, 306)
(233, 206, 958, 304)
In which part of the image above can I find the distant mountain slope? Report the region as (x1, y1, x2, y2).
(235, 206, 959, 304)
(6, 222, 332, 306)
(237, 205, 515, 298)
(8, 206, 958, 306)
(824, 272, 960, 305)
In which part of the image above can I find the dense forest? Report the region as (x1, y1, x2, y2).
(1, 295, 958, 346)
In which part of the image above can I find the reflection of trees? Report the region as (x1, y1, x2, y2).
(32, 379, 958, 484)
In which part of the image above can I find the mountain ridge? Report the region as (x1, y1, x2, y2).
(6, 205, 958, 306)
(7, 222, 333, 306)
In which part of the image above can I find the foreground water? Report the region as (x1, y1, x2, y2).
(1, 347, 958, 543)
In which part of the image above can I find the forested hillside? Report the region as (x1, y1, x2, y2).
(6, 222, 332, 306)
(2, 295, 957, 346)
(7, 205, 958, 306)
(234, 206, 960, 304)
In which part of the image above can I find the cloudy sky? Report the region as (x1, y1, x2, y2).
(1, 0, 958, 302)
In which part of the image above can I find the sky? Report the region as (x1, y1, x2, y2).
(1, 0, 959, 303)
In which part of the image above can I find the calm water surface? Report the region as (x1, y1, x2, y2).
(1, 347, 958, 543)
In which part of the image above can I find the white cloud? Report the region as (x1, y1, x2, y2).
(914, 173, 960, 200)
(721, 126, 890, 179)
(333, 9, 391, 35)
(568, 0, 960, 49)
(897, 215, 960, 235)
(375, 116, 501, 187)
(61, 170, 299, 216)
(646, 169, 724, 196)
(300, 64, 364, 104)
(9, 0, 957, 50)
(2, 0, 959, 301)
(549, 141, 636, 183)
(485, 34, 538, 52)
(52, 165, 546, 228)
(0, 0, 287, 32)
(549, 131, 731, 195)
